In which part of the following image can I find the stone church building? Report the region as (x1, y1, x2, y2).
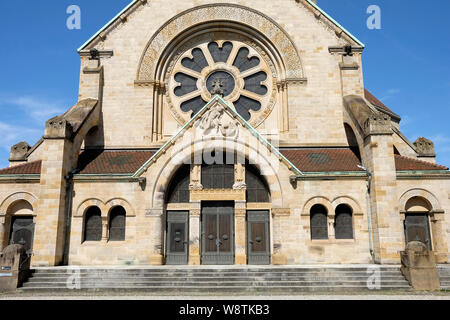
(0, 0, 449, 267)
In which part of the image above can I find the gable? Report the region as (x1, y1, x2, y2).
(133, 95, 303, 177)
(78, 0, 364, 53)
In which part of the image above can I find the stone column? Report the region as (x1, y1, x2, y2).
(328, 213, 336, 240)
(430, 211, 448, 263)
(235, 200, 247, 265)
(0, 216, 6, 251)
(101, 216, 109, 242)
(189, 201, 201, 265)
(147, 208, 165, 265)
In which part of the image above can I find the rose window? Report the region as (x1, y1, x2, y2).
(168, 40, 273, 122)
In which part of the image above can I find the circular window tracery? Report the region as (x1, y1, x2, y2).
(168, 39, 273, 122)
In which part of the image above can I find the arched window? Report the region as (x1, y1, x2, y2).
(166, 165, 190, 203)
(201, 152, 234, 189)
(310, 204, 328, 240)
(84, 206, 102, 242)
(109, 206, 126, 241)
(245, 163, 270, 202)
(334, 204, 354, 239)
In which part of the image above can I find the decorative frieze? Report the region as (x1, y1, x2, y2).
(190, 189, 245, 201)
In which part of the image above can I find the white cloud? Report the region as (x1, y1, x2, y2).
(381, 88, 401, 102)
(0, 121, 41, 153)
(6, 96, 65, 122)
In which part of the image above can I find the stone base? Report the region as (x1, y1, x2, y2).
(235, 254, 247, 265)
(149, 254, 165, 265)
(272, 254, 287, 265)
(189, 255, 201, 265)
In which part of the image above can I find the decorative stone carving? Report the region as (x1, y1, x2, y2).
(9, 142, 31, 161)
(44, 116, 73, 139)
(413, 137, 436, 157)
(195, 104, 240, 139)
(189, 182, 203, 191)
(232, 181, 247, 190)
(363, 112, 392, 137)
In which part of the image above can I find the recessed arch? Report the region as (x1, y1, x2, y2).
(405, 196, 432, 213)
(147, 138, 284, 210)
(399, 188, 442, 213)
(0, 192, 38, 216)
(105, 198, 135, 217)
(75, 198, 107, 218)
(302, 196, 333, 216)
(331, 196, 363, 216)
(136, 4, 305, 82)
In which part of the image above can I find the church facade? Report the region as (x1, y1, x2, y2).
(0, 0, 449, 267)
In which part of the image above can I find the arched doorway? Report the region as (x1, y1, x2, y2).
(164, 150, 271, 265)
(6, 200, 35, 255)
(404, 197, 433, 250)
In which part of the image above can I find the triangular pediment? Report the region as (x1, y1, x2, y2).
(133, 96, 302, 177)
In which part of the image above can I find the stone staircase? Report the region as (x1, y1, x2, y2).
(438, 265, 450, 290)
(19, 265, 412, 293)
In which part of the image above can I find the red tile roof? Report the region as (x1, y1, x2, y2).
(0, 150, 447, 176)
(77, 150, 155, 174)
(364, 89, 399, 117)
(395, 155, 448, 171)
(0, 160, 42, 175)
(280, 148, 363, 172)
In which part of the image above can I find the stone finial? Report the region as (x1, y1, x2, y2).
(413, 137, 435, 157)
(44, 116, 73, 139)
(363, 112, 392, 137)
(9, 142, 31, 161)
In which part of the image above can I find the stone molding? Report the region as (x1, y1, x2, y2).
(137, 4, 305, 82)
(271, 208, 291, 217)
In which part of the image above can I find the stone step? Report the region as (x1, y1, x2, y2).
(21, 266, 410, 292)
(23, 279, 410, 286)
(26, 276, 406, 283)
(30, 270, 403, 276)
(30, 267, 401, 274)
(19, 285, 412, 293)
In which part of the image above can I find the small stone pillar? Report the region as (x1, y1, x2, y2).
(0, 245, 30, 291)
(234, 200, 247, 265)
(400, 241, 441, 291)
(148, 208, 165, 265)
(189, 201, 201, 265)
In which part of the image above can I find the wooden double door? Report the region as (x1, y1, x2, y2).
(201, 202, 235, 265)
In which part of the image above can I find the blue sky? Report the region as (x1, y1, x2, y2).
(0, 0, 448, 169)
